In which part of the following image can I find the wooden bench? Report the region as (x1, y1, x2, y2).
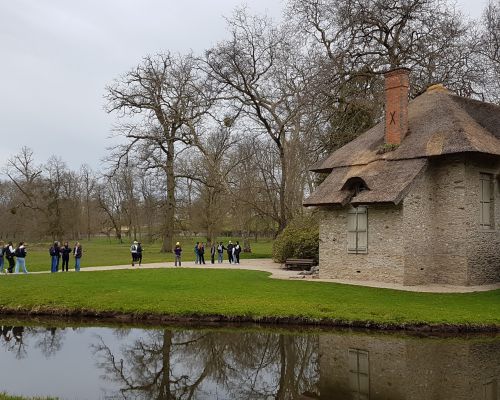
(284, 258, 314, 271)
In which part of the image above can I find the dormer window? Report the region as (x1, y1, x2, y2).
(342, 177, 369, 198)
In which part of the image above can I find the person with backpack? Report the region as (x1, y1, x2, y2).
(233, 241, 242, 264)
(14, 242, 28, 274)
(174, 242, 182, 267)
(217, 242, 225, 263)
(73, 242, 83, 271)
(130, 241, 138, 266)
(60, 241, 72, 272)
(49, 241, 60, 273)
(136, 242, 143, 266)
(227, 241, 234, 264)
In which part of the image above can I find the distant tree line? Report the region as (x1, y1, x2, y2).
(1, 0, 498, 250)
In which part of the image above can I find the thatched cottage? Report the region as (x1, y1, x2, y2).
(304, 68, 500, 286)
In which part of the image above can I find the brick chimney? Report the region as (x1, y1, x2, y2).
(384, 68, 410, 145)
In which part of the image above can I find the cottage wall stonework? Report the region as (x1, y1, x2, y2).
(319, 205, 405, 283)
(319, 334, 500, 399)
(318, 154, 500, 285)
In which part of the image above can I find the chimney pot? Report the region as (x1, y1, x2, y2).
(384, 68, 410, 145)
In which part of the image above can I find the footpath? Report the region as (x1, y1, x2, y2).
(18, 258, 500, 294)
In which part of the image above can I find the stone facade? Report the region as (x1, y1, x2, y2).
(319, 333, 500, 399)
(319, 154, 500, 286)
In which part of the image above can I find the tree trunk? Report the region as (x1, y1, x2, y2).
(161, 139, 175, 253)
(278, 145, 287, 232)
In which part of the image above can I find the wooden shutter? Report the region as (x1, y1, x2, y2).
(347, 207, 368, 254)
(480, 174, 493, 228)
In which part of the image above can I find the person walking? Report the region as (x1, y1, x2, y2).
(130, 241, 138, 266)
(14, 242, 28, 274)
(234, 241, 242, 264)
(49, 241, 60, 273)
(174, 242, 182, 267)
(217, 242, 225, 263)
(210, 242, 216, 264)
(227, 241, 234, 264)
(198, 242, 206, 265)
(5, 242, 15, 273)
(136, 242, 143, 266)
(73, 242, 83, 271)
(194, 242, 200, 264)
(61, 241, 72, 272)
(0, 241, 4, 274)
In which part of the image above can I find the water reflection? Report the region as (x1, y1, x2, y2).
(91, 329, 318, 399)
(0, 320, 499, 400)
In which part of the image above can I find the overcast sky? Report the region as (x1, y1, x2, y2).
(0, 0, 488, 170)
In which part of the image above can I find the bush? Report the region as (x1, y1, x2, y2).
(272, 214, 319, 264)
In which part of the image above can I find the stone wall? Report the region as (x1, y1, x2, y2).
(319, 205, 405, 283)
(403, 156, 469, 285)
(465, 156, 500, 285)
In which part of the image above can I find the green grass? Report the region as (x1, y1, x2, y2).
(0, 268, 499, 327)
(11, 237, 274, 272)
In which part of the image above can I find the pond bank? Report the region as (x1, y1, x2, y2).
(0, 268, 499, 333)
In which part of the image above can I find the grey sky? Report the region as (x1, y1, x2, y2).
(0, 0, 488, 170)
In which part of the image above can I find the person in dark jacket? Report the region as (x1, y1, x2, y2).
(194, 242, 200, 264)
(14, 242, 28, 274)
(136, 242, 143, 266)
(49, 241, 60, 273)
(210, 242, 216, 264)
(5, 241, 15, 273)
(174, 242, 182, 266)
(227, 241, 234, 264)
(233, 241, 242, 264)
(61, 241, 72, 272)
(198, 242, 205, 265)
(73, 242, 83, 271)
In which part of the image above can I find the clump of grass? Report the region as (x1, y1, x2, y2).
(376, 143, 399, 154)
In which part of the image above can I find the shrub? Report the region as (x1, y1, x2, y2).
(272, 214, 319, 264)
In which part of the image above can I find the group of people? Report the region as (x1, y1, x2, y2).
(172, 240, 242, 266)
(0, 241, 28, 274)
(129, 241, 143, 266)
(49, 241, 83, 272)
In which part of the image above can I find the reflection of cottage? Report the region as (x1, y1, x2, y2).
(305, 68, 500, 286)
(318, 333, 500, 400)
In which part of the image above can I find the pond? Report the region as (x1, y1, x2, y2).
(0, 318, 498, 399)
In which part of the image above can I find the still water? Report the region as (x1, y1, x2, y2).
(0, 319, 499, 400)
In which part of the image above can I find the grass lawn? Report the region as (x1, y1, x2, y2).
(0, 268, 499, 328)
(13, 237, 274, 273)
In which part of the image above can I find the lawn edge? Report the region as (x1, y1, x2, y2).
(0, 306, 498, 333)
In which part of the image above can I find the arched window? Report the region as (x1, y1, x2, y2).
(342, 177, 369, 197)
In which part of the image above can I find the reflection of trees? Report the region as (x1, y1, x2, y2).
(34, 327, 66, 357)
(92, 329, 319, 400)
(1, 325, 66, 359)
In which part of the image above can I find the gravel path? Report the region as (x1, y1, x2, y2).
(5, 258, 499, 293)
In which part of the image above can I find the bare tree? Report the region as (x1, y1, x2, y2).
(205, 9, 315, 232)
(105, 52, 215, 252)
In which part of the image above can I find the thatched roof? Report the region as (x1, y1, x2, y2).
(305, 88, 500, 207)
